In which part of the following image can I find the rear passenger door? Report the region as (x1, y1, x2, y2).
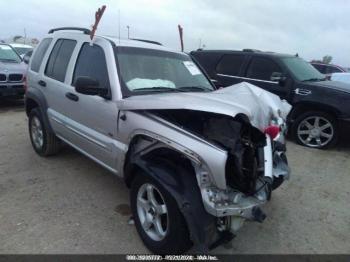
(244, 57, 288, 98)
(40, 38, 77, 137)
(215, 54, 247, 87)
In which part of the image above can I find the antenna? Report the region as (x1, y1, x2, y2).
(118, 9, 121, 44)
(24, 28, 26, 45)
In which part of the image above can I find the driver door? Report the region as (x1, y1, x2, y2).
(62, 40, 120, 172)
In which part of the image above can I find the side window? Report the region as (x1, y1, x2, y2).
(216, 54, 245, 76)
(312, 64, 326, 74)
(30, 38, 52, 72)
(72, 43, 110, 89)
(246, 57, 282, 81)
(326, 66, 342, 74)
(45, 39, 76, 82)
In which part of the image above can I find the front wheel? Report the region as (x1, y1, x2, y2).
(292, 111, 338, 149)
(130, 174, 192, 254)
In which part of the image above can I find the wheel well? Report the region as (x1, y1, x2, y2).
(289, 103, 339, 122)
(124, 135, 196, 188)
(25, 98, 39, 116)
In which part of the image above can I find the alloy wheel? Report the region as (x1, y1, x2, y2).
(31, 116, 44, 149)
(136, 183, 168, 241)
(297, 116, 333, 148)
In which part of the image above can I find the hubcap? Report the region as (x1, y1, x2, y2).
(31, 116, 44, 149)
(136, 183, 168, 241)
(297, 116, 333, 147)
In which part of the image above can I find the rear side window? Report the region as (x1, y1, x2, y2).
(72, 43, 110, 89)
(312, 64, 326, 74)
(326, 65, 342, 74)
(246, 57, 282, 81)
(216, 54, 245, 76)
(30, 38, 52, 72)
(45, 39, 76, 82)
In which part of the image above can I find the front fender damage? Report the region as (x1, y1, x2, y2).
(125, 153, 230, 253)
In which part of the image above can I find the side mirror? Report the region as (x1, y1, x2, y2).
(74, 76, 109, 98)
(270, 72, 287, 86)
(23, 55, 30, 64)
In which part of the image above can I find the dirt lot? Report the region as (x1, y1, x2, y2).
(0, 100, 349, 254)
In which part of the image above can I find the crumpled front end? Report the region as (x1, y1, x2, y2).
(120, 82, 292, 249)
(194, 115, 290, 234)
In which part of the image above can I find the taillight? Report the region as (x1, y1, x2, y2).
(23, 76, 27, 93)
(264, 125, 280, 139)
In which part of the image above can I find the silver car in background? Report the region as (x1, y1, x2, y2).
(0, 44, 27, 98)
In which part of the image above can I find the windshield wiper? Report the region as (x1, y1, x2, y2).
(133, 86, 183, 92)
(302, 78, 324, 82)
(177, 86, 212, 92)
(0, 58, 19, 62)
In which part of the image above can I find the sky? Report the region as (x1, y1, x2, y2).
(1, 0, 349, 66)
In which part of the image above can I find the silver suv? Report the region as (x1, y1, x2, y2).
(25, 28, 291, 254)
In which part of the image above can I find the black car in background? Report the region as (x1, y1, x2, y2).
(191, 49, 350, 149)
(311, 62, 347, 75)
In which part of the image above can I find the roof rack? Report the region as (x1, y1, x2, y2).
(242, 49, 261, 52)
(130, 38, 162, 46)
(48, 27, 91, 34)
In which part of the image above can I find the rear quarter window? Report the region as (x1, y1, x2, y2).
(45, 39, 76, 82)
(30, 38, 52, 72)
(216, 54, 245, 76)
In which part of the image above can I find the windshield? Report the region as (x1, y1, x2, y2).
(282, 57, 325, 82)
(0, 45, 22, 63)
(13, 47, 33, 56)
(115, 47, 214, 96)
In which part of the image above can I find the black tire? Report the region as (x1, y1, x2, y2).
(292, 111, 338, 149)
(28, 108, 61, 156)
(130, 173, 192, 254)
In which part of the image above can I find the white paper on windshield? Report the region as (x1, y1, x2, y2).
(183, 61, 201, 75)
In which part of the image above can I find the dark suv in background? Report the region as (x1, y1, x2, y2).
(191, 49, 350, 149)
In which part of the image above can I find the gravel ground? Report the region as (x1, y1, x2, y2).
(0, 99, 349, 254)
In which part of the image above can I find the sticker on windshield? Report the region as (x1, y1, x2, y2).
(183, 61, 202, 75)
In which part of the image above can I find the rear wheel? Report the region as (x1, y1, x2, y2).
(130, 173, 192, 254)
(28, 108, 61, 156)
(292, 111, 338, 149)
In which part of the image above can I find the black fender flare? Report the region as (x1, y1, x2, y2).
(25, 89, 53, 133)
(125, 154, 217, 252)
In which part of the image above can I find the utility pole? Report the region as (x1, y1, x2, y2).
(127, 25, 130, 39)
(24, 28, 26, 44)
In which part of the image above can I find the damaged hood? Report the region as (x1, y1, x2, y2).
(118, 82, 292, 130)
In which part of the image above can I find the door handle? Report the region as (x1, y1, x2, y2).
(38, 80, 46, 87)
(65, 92, 79, 102)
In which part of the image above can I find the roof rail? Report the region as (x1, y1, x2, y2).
(242, 48, 261, 52)
(130, 38, 162, 46)
(48, 27, 91, 34)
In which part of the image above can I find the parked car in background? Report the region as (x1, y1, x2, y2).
(9, 43, 34, 58)
(311, 62, 347, 78)
(25, 28, 291, 254)
(0, 43, 26, 99)
(331, 72, 350, 84)
(191, 49, 350, 149)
